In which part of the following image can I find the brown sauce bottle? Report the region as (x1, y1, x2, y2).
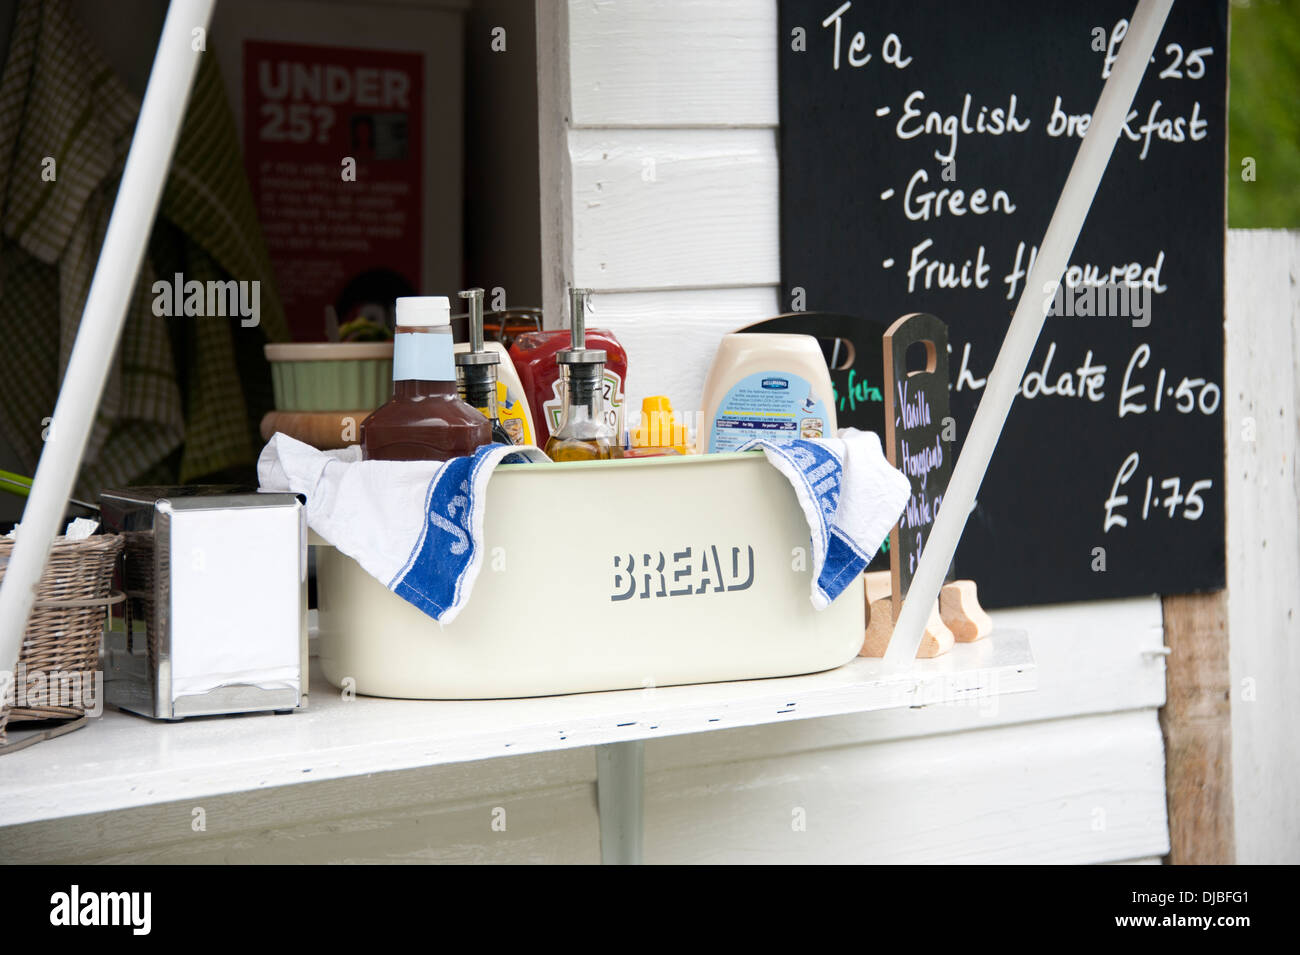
(361, 296, 491, 462)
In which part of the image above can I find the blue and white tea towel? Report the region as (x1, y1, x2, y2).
(258, 428, 908, 623)
(257, 434, 548, 623)
(739, 428, 910, 609)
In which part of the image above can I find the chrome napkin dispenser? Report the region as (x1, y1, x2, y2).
(100, 487, 307, 720)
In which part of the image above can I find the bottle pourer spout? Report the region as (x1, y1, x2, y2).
(460, 287, 486, 352)
(456, 288, 497, 370)
(557, 287, 604, 367)
(569, 287, 592, 350)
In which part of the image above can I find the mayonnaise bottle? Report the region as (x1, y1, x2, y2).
(697, 333, 838, 454)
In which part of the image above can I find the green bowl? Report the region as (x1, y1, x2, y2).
(265, 343, 393, 412)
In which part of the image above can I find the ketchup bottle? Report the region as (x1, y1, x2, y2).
(510, 312, 627, 447)
(361, 296, 491, 461)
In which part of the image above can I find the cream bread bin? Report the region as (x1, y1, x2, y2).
(314, 452, 865, 699)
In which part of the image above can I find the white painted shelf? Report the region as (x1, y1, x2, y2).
(0, 631, 1034, 828)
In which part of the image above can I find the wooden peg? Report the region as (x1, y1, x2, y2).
(864, 569, 892, 604)
(860, 574, 954, 659)
(939, 579, 993, 642)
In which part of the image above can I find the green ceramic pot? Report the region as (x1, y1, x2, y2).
(265, 343, 394, 412)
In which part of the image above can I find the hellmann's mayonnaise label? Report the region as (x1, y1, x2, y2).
(708, 371, 830, 453)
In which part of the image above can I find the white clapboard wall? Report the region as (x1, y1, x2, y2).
(0, 0, 1182, 865)
(1225, 230, 1300, 865)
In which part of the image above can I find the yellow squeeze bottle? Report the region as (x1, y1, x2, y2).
(630, 396, 691, 455)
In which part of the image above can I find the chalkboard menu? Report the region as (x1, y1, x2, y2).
(779, 0, 1227, 608)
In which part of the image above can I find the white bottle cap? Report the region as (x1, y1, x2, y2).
(395, 296, 451, 327)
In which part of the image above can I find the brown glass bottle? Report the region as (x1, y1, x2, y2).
(361, 296, 491, 462)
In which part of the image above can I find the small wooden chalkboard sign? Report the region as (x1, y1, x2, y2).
(883, 312, 954, 606)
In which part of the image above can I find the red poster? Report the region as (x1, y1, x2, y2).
(244, 41, 423, 341)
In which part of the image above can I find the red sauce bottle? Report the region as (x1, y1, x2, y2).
(510, 323, 627, 447)
(361, 296, 491, 461)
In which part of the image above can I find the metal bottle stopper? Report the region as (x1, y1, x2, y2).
(456, 288, 499, 367)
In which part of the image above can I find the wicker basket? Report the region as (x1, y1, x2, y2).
(0, 534, 124, 741)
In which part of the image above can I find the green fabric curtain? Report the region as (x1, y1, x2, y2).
(0, 0, 288, 498)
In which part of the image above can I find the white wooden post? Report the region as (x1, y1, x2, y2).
(596, 740, 645, 864)
(0, 0, 217, 683)
(885, 0, 1175, 667)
